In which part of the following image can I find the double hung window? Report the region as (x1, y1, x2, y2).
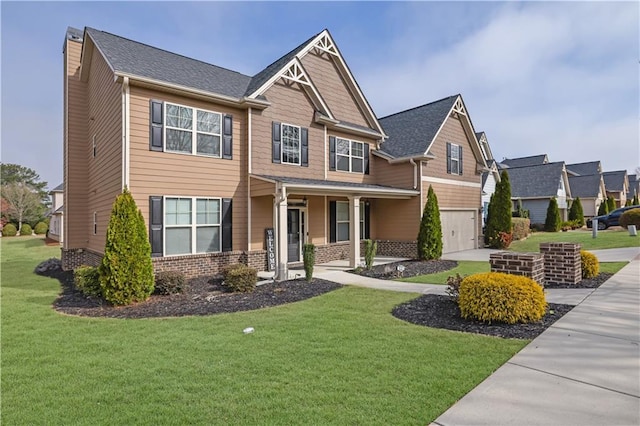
(336, 201, 350, 242)
(281, 124, 301, 164)
(165, 103, 222, 157)
(336, 138, 364, 173)
(164, 197, 221, 255)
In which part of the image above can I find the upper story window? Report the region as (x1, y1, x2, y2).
(336, 138, 364, 173)
(447, 142, 463, 175)
(271, 121, 309, 167)
(165, 103, 221, 157)
(281, 123, 301, 165)
(150, 100, 233, 160)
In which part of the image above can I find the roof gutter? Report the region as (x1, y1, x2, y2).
(371, 150, 436, 164)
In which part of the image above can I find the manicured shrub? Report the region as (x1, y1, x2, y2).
(581, 250, 599, 279)
(99, 188, 154, 306)
(154, 271, 185, 295)
(303, 243, 315, 282)
(364, 239, 377, 270)
(74, 265, 102, 298)
(34, 221, 48, 235)
(19, 223, 32, 236)
(458, 272, 547, 324)
(620, 208, 640, 229)
(597, 201, 608, 216)
(544, 198, 561, 232)
(485, 171, 512, 248)
(625, 199, 633, 207)
(607, 196, 616, 213)
(224, 264, 257, 293)
(512, 199, 529, 219)
(417, 185, 442, 260)
(633, 194, 639, 205)
(568, 197, 585, 227)
(511, 218, 530, 241)
(445, 273, 463, 302)
(2, 223, 17, 236)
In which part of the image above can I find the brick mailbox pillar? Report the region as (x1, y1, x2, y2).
(540, 242, 582, 285)
(489, 252, 545, 286)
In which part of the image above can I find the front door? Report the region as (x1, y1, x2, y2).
(287, 209, 301, 262)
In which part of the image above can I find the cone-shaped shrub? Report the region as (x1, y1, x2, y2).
(417, 185, 442, 260)
(607, 196, 616, 213)
(99, 188, 154, 305)
(633, 194, 639, 205)
(544, 197, 561, 232)
(597, 200, 608, 216)
(568, 197, 585, 227)
(485, 170, 512, 248)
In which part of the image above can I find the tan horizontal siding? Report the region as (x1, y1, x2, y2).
(373, 156, 415, 189)
(306, 195, 326, 245)
(374, 197, 420, 241)
(426, 115, 482, 182)
(423, 181, 480, 210)
(250, 196, 273, 251)
(300, 51, 370, 128)
(250, 178, 275, 197)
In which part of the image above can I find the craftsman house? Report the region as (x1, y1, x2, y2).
(602, 171, 629, 208)
(62, 26, 486, 279)
(567, 174, 606, 218)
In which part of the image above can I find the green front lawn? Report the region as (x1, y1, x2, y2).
(399, 261, 491, 284)
(509, 229, 640, 252)
(1, 237, 526, 425)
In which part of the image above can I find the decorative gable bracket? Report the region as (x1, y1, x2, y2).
(452, 98, 467, 117)
(312, 34, 338, 56)
(281, 62, 312, 86)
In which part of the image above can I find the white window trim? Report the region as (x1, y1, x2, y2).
(281, 122, 301, 165)
(336, 200, 350, 242)
(163, 196, 222, 256)
(164, 102, 222, 158)
(335, 137, 365, 173)
(449, 143, 461, 175)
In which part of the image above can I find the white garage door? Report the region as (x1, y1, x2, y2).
(441, 210, 476, 253)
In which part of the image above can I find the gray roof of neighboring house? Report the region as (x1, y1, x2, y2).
(378, 95, 458, 158)
(504, 162, 565, 198)
(84, 27, 253, 99)
(500, 154, 548, 168)
(568, 175, 603, 198)
(566, 161, 601, 176)
(602, 170, 627, 192)
(50, 183, 63, 192)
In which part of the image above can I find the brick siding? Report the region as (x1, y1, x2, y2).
(489, 252, 545, 285)
(540, 242, 581, 285)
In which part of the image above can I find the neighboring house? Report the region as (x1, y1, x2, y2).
(567, 174, 606, 218)
(503, 162, 572, 225)
(476, 131, 500, 228)
(602, 171, 629, 208)
(48, 183, 64, 243)
(500, 154, 548, 168)
(627, 174, 639, 201)
(62, 27, 485, 280)
(377, 95, 487, 253)
(566, 161, 602, 177)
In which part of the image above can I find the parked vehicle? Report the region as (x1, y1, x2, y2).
(587, 205, 640, 230)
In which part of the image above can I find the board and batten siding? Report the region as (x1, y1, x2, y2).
(85, 47, 124, 254)
(128, 86, 248, 251)
(299, 51, 370, 128)
(64, 38, 89, 249)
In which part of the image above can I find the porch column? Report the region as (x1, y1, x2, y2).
(349, 196, 361, 268)
(275, 188, 288, 281)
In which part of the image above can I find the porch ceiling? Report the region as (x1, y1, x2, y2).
(251, 175, 419, 199)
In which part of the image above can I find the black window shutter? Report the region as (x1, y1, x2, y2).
(222, 114, 233, 160)
(329, 201, 337, 243)
(150, 100, 164, 151)
(149, 196, 163, 257)
(459, 146, 463, 175)
(329, 136, 336, 171)
(272, 122, 281, 163)
(364, 202, 371, 239)
(446, 142, 452, 174)
(301, 128, 309, 167)
(222, 198, 233, 252)
(363, 143, 370, 175)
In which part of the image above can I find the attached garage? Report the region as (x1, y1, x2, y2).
(440, 210, 477, 253)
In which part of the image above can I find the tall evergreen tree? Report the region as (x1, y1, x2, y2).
(607, 196, 616, 212)
(484, 170, 512, 248)
(568, 197, 585, 227)
(99, 188, 154, 305)
(417, 185, 442, 260)
(544, 198, 562, 232)
(597, 200, 608, 216)
(633, 193, 639, 205)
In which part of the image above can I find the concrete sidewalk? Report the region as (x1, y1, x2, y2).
(432, 257, 640, 426)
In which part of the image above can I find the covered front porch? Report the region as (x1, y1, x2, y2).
(250, 175, 419, 281)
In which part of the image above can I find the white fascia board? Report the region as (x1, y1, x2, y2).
(421, 176, 481, 188)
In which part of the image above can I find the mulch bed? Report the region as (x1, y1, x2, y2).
(350, 259, 458, 279)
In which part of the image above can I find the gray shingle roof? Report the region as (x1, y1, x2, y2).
(568, 175, 603, 198)
(85, 27, 254, 99)
(51, 183, 64, 192)
(378, 95, 458, 158)
(504, 162, 565, 198)
(602, 170, 627, 192)
(566, 161, 601, 176)
(255, 175, 417, 194)
(501, 154, 548, 168)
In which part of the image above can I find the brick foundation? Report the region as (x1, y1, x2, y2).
(61, 248, 102, 270)
(374, 240, 417, 259)
(540, 242, 581, 285)
(489, 252, 545, 285)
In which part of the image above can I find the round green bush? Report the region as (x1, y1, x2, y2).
(2, 223, 17, 236)
(34, 222, 48, 235)
(458, 272, 547, 324)
(19, 224, 33, 236)
(581, 250, 599, 279)
(619, 208, 640, 229)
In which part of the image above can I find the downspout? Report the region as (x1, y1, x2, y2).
(324, 125, 328, 180)
(121, 76, 130, 189)
(409, 158, 418, 190)
(247, 108, 252, 251)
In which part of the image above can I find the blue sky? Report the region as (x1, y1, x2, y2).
(2, 1, 638, 190)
